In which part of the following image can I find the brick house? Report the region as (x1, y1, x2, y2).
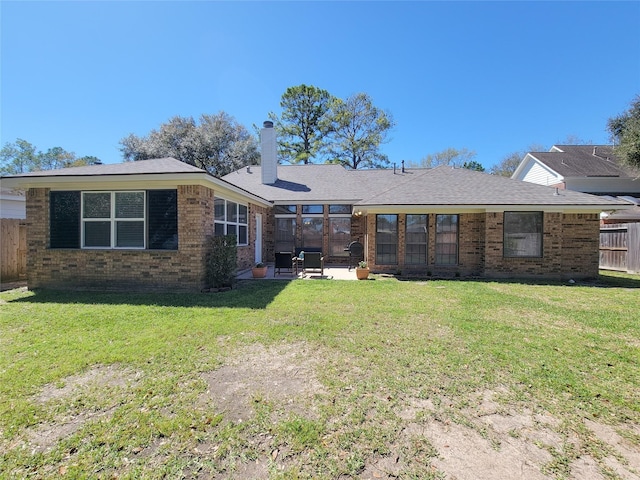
(1, 124, 629, 291)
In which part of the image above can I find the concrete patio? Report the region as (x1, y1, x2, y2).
(237, 264, 359, 281)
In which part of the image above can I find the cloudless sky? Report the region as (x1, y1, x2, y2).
(2, 1, 639, 171)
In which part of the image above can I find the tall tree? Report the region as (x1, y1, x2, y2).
(327, 92, 394, 170)
(119, 112, 259, 176)
(608, 95, 640, 169)
(416, 147, 477, 168)
(0, 139, 100, 175)
(268, 84, 334, 164)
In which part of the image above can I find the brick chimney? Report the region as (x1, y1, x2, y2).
(260, 120, 277, 185)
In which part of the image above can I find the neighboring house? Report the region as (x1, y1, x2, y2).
(0, 125, 630, 292)
(0, 187, 26, 219)
(511, 145, 640, 196)
(512, 144, 640, 273)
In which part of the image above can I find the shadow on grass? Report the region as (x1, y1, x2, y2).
(393, 272, 640, 289)
(5, 279, 293, 309)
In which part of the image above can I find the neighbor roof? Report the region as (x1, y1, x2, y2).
(525, 145, 634, 178)
(224, 164, 627, 210)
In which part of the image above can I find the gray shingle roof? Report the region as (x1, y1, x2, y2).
(2, 157, 205, 177)
(530, 145, 635, 178)
(224, 164, 625, 208)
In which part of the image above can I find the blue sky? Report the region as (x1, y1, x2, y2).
(2, 1, 639, 171)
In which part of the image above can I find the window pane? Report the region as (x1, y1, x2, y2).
(376, 214, 398, 265)
(115, 192, 144, 218)
(214, 223, 225, 236)
(406, 214, 427, 264)
(275, 218, 296, 252)
(435, 215, 458, 265)
(302, 217, 323, 249)
(504, 212, 543, 257)
(214, 199, 225, 221)
(83, 193, 110, 218)
(238, 225, 248, 245)
(116, 221, 144, 248)
(227, 201, 238, 223)
(329, 218, 351, 256)
(329, 204, 351, 214)
(302, 204, 323, 214)
(274, 205, 296, 214)
(238, 204, 248, 224)
(84, 221, 111, 247)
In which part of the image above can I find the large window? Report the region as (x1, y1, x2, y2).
(82, 191, 145, 248)
(50, 190, 178, 250)
(329, 217, 351, 256)
(329, 204, 351, 256)
(214, 198, 248, 245)
(405, 214, 427, 264)
(302, 217, 323, 249)
(275, 218, 296, 253)
(376, 214, 398, 265)
(504, 211, 543, 257)
(435, 214, 458, 265)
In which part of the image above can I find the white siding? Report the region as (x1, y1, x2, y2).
(519, 161, 563, 186)
(0, 198, 26, 219)
(0, 189, 26, 219)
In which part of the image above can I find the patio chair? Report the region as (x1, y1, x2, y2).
(274, 251, 293, 276)
(302, 251, 324, 276)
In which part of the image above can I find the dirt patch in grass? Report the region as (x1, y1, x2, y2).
(24, 364, 142, 453)
(360, 389, 640, 480)
(33, 364, 141, 404)
(200, 342, 324, 424)
(7, 347, 640, 479)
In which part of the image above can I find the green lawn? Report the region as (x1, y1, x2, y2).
(1, 272, 638, 479)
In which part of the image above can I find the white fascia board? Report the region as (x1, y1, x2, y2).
(1, 173, 272, 207)
(358, 205, 486, 214)
(485, 204, 633, 214)
(273, 199, 360, 205)
(360, 204, 631, 215)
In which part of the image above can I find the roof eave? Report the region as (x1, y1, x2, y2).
(1, 172, 273, 207)
(356, 203, 632, 215)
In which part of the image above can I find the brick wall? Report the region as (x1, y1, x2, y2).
(560, 213, 600, 278)
(483, 212, 599, 279)
(362, 211, 599, 279)
(27, 185, 218, 292)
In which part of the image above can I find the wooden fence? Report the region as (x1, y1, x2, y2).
(599, 223, 640, 274)
(1, 219, 27, 282)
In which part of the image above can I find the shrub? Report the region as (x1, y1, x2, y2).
(205, 235, 237, 288)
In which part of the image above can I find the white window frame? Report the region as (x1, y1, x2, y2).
(81, 191, 146, 249)
(214, 197, 249, 246)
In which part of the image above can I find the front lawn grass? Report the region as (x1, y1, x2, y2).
(0, 272, 638, 479)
